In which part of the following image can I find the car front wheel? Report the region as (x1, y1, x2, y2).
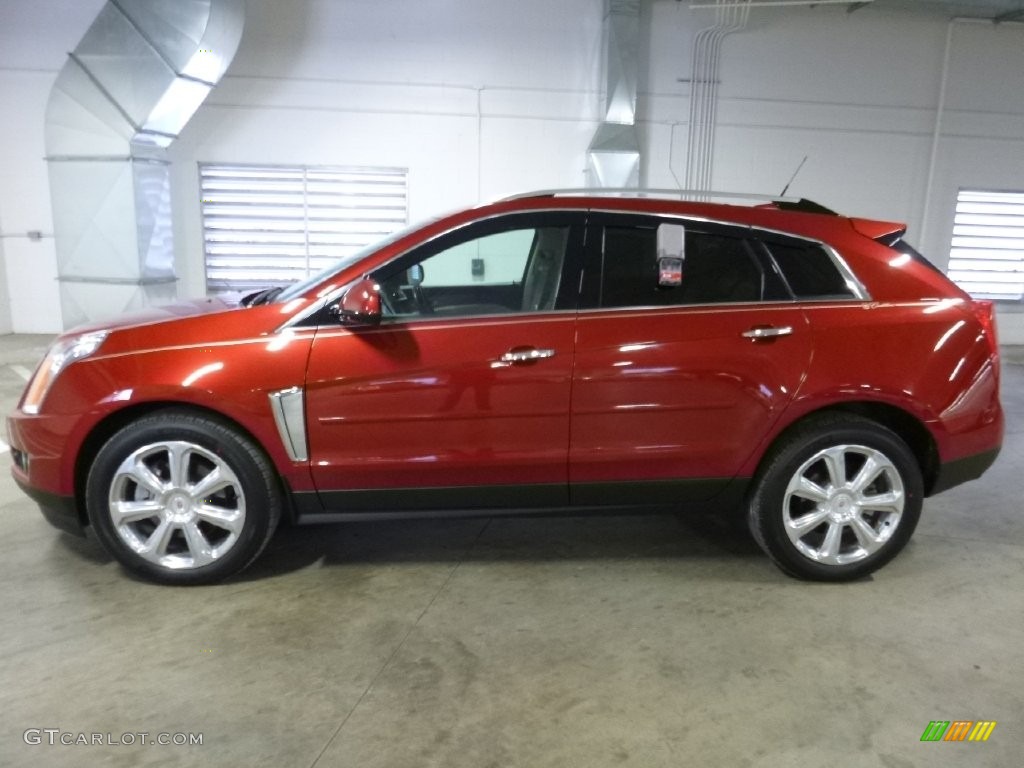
(748, 414, 923, 581)
(85, 409, 281, 585)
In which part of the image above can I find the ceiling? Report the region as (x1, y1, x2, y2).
(694, 1, 1024, 21)
(874, 0, 1024, 19)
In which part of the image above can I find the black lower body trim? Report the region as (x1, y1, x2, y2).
(14, 477, 86, 537)
(316, 483, 566, 514)
(292, 477, 748, 523)
(571, 478, 732, 506)
(929, 446, 1001, 496)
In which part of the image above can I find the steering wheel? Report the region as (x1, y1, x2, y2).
(411, 284, 433, 315)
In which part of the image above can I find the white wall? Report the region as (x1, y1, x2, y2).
(1, 1, 1023, 341)
(168, 0, 603, 298)
(640, 3, 1024, 341)
(0, 235, 10, 335)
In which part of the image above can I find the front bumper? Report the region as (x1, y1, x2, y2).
(12, 475, 86, 536)
(7, 410, 87, 535)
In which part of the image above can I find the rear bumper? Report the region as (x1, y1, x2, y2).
(929, 446, 1001, 496)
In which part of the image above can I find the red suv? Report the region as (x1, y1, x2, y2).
(7, 191, 1003, 584)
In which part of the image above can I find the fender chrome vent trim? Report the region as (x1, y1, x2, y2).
(268, 387, 308, 462)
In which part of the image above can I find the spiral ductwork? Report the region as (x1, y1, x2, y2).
(45, 0, 244, 328)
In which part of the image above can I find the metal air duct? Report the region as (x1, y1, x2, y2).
(588, 0, 643, 188)
(45, 0, 244, 329)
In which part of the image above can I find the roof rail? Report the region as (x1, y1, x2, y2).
(501, 188, 799, 203)
(499, 188, 838, 215)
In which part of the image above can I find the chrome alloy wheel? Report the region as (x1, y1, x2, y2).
(782, 444, 904, 566)
(107, 441, 246, 570)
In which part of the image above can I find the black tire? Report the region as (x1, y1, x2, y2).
(85, 408, 281, 585)
(748, 414, 923, 582)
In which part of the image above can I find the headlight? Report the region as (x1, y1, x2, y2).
(20, 330, 110, 414)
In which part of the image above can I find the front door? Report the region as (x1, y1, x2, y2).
(305, 211, 585, 512)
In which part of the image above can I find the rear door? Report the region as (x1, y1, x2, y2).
(305, 211, 585, 511)
(569, 212, 813, 504)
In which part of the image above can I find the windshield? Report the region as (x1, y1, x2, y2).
(274, 219, 433, 303)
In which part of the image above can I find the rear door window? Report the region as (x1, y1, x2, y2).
(598, 223, 768, 308)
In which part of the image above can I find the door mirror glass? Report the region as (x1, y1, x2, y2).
(657, 223, 686, 287)
(336, 278, 382, 326)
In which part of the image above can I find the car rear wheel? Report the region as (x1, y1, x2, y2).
(86, 409, 281, 585)
(748, 414, 923, 581)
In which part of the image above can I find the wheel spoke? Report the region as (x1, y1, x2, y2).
(786, 507, 831, 534)
(792, 476, 830, 504)
(851, 454, 883, 494)
(182, 522, 214, 566)
(821, 447, 848, 489)
(194, 505, 243, 535)
(139, 518, 174, 558)
(111, 499, 164, 525)
(189, 466, 230, 503)
(130, 460, 166, 496)
(851, 515, 883, 554)
(166, 443, 191, 489)
(859, 490, 903, 513)
(817, 521, 843, 563)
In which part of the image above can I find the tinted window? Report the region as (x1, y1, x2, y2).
(764, 240, 856, 299)
(600, 226, 764, 308)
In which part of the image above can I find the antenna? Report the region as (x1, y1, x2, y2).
(780, 155, 808, 198)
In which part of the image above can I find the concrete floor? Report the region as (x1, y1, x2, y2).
(0, 332, 1021, 768)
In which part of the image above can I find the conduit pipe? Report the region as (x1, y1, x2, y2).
(684, 0, 751, 196)
(919, 18, 956, 248)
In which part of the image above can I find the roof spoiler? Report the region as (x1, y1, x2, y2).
(850, 218, 907, 246)
(768, 198, 838, 216)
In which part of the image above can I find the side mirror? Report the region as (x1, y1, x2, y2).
(335, 278, 382, 326)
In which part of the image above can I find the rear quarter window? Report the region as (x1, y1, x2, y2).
(763, 240, 857, 299)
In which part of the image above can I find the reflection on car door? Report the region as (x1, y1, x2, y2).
(569, 213, 813, 504)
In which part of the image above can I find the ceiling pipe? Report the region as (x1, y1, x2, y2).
(685, 0, 751, 197)
(919, 17, 956, 247)
(690, 1, 871, 7)
(918, 14, 1018, 250)
(45, 0, 244, 329)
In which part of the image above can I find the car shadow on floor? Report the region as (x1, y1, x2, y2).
(45, 509, 770, 584)
(237, 509, 767, 582)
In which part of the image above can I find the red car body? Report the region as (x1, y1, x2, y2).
(6, 193, 1003, 581)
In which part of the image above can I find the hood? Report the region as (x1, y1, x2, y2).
(64, 295, 243, 337)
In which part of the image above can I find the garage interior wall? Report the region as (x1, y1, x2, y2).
(0, 229, 10, 335)
(1, 0, 1023, 340)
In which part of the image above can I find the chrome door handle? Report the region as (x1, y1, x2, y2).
(742, 326, 793, 340)
(499, 348, 556, 364)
